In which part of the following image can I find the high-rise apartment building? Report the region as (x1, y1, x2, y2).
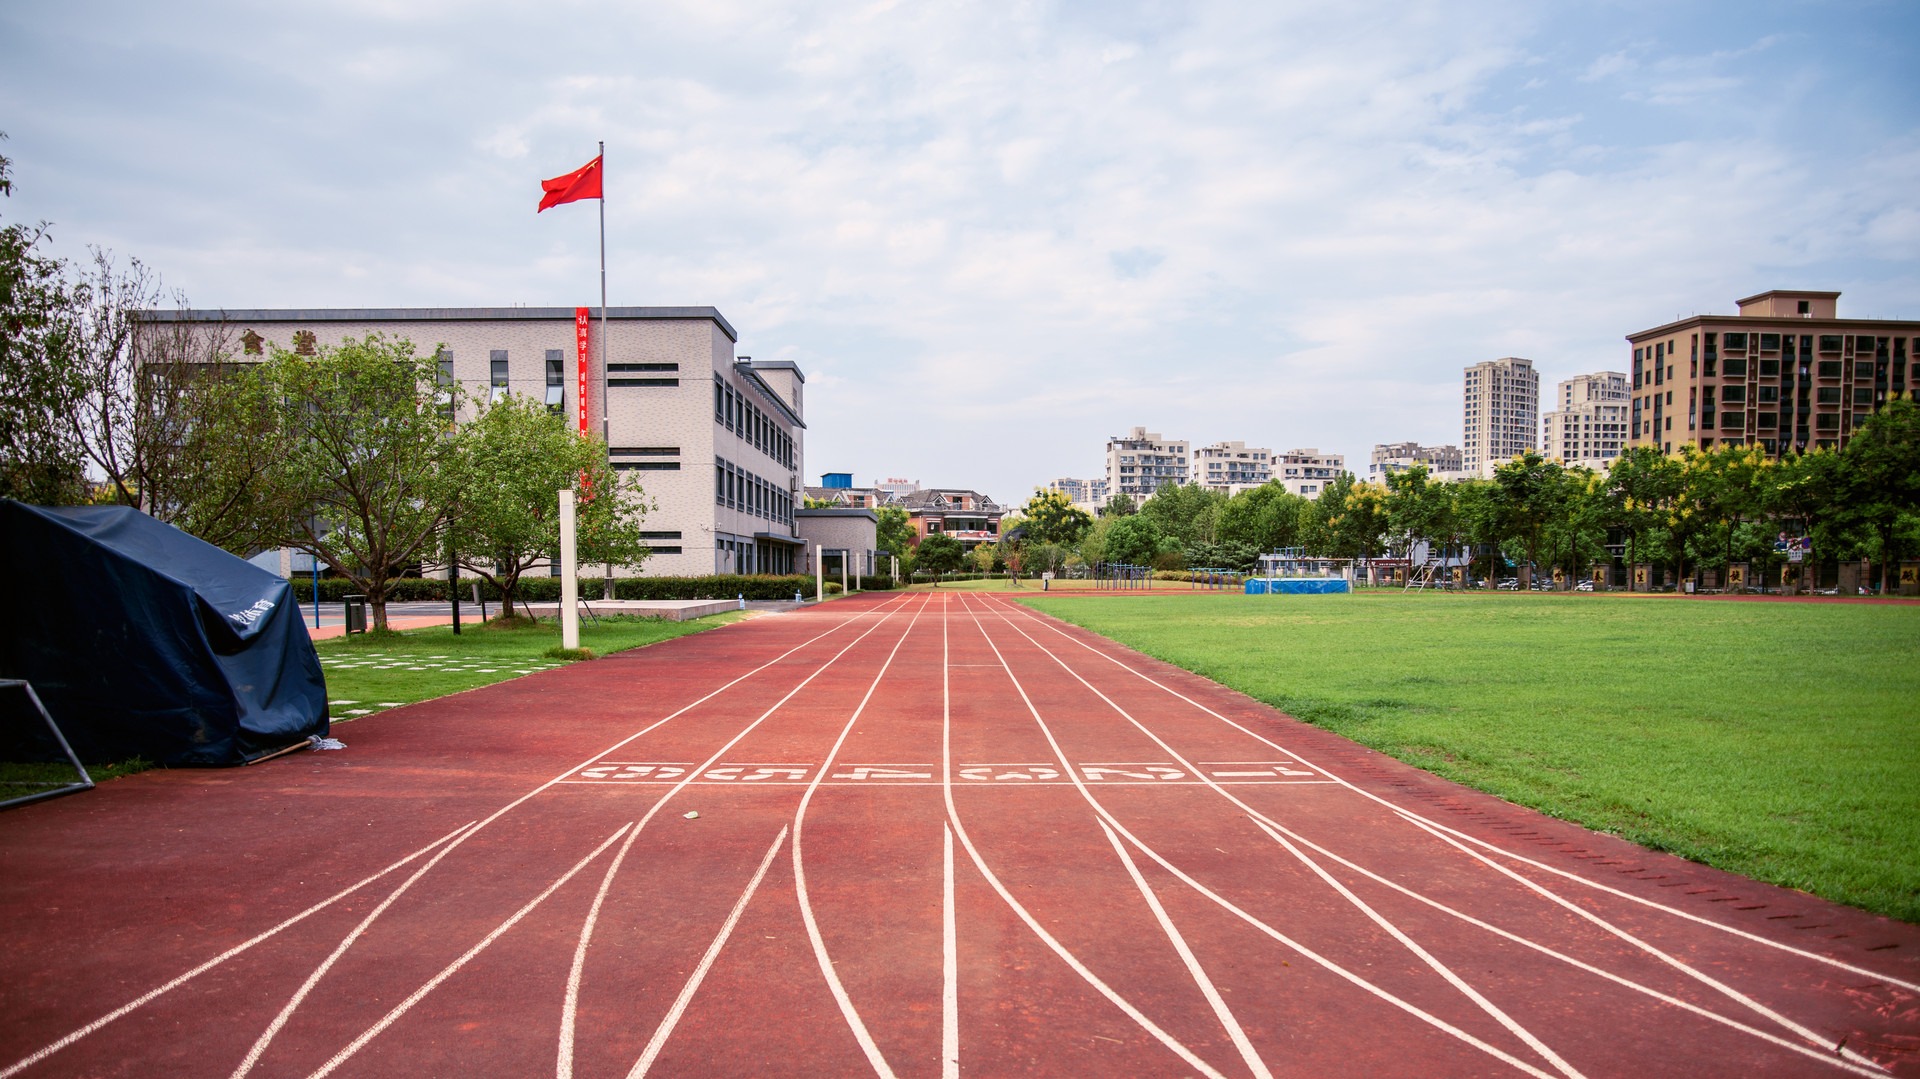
(1542, 372, 1629, 470)
(1045, 476, 1107, 510)
(1369, 442, 1465, 480)
(1192, 441, 1272, 493)
(1463, 357, 1539, 476)
(1105, 427, 1189, 505)
(1625, 290, 1918, 455)
(1273, 448, 1345, 498)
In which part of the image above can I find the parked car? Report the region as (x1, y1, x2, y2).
(1575, 579, 1594, 592)
(1496, 578, 1519, 590)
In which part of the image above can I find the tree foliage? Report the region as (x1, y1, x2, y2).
(915, 532, 964, 578)
(443, 394, 653, 616)
(254, 334, 455, 628)
(1019, 488, 1093, 546)
(0, 134, 86, 503)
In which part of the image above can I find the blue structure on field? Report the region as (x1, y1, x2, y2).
(1246, 547, 1351, 596)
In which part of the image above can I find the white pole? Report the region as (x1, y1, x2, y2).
(815, 543, 824, 602)
(560, 488, 580, 649)
(841, 552, 848, 595)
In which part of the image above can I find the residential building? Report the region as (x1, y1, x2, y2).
(1369, 442, 1465, 480)
(1273, 448, 1345, 498)
(1542, 372, 1629, 470)
(794, 507, 880, 577)
(1625, 290, 1919, 455)
(1045, 476, 1107, 511)
(145, 306, 805, 577)
(804, 473, 886, 509)
(894, 488, 1005, 551)
(1192, 441, 1272, 493)
(1105, 427, 1189, 506)
(1463, 357, 1539, 476)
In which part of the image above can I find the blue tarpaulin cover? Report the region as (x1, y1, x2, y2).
(1244, 577, 1350, 595)
(0, 502, 328, 765)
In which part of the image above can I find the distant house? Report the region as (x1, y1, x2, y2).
(894, 488, 1005, 551)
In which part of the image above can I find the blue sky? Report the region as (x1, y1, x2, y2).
(4, 0, 1916, 504)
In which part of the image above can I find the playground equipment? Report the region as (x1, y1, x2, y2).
(1093, 562, 1153, 590)
(1188, 567, 1243, 591)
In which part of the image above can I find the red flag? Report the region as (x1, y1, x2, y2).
(538, 155, 603, 212)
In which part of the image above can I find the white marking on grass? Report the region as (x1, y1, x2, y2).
(983, 594, 1920, 996)
(626, 826, 789, 1078)
(307, 823, 636, 1079)
(789, 594, 932, 1079)
(0, 823, 477, 1079)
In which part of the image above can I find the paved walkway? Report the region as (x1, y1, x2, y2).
(3, 591, 1916, 1077)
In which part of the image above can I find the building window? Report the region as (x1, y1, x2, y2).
(490, 351, 509, 403)
(545, 351, 564, 411)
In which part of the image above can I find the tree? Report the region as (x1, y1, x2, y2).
(0, 133, 87, 504)
(1139, 483, 1223, 549)
(1487, 451, 1564, 586)
(1835, 396, 1920, 592)
(875, 504, 915, 575)
(1216, 481, 1312, 554)
(1606, 446, 1679, 574)
(916, 532, 964, 580)
(256, 334, 456, 629)
(1318, 475, 1387, 565)
(1103, 514, 1170, 566)
(1019, 488, 1093, 546)
(1099, 492, 1137, 518)
(444, 394, 652, 617)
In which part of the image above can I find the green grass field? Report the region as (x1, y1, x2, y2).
(1, 613, 739, 804)
(1020, 591, 1920, 922)
(315, 613, 742, 720)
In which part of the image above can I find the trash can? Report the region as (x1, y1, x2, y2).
(344, 594, 368, 634)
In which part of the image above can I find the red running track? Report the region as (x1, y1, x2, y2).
(2, 590, 1917, 1078)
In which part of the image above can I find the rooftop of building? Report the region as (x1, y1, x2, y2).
(1628, 291, 1920, 340)
(144, 305, 741, 341)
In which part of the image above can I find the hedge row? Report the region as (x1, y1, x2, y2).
(288, 574, 863, 604)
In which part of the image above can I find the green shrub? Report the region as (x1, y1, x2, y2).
(855, 575, 897, 591)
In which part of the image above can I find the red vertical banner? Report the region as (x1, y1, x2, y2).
(574, 306, 591, 435)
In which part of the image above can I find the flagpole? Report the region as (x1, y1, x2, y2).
(597, 139, 608, 447)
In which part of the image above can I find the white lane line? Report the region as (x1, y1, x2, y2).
(558, 824, 650, 1079)
(1247, 812, 1889, 1077)
(0, 822, 476, 1079)
(1095, 820, 1274, 1079)
(230, 822, 484, 1078)
(306, 822, 636, 1079)
(960, 594, 1567, 1079)
(984, 595, 1920, 995)
(790, 593, 935, 1079)
(558, 594, 929, 1076)
(1395, 812, 1892, 1074)
(939, 596, 1233, 1079)
(627, 826, 790, 1079)
(943, 824, 959, 1079)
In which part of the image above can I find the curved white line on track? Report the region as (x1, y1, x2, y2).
(939, 595, 1232, 1079)
(627, 825, 790, 1078)
(231, 822, 484, 1078)
(956, 595, 1570, 1079)
(962, 596, 1584, 1079)
(1095, 820, 1274, 1079)
(0, 822, 477, 1079)
(790, 593, 935, 1079)
(1394, 811, 1891, 1074)
(982, 593, 1920, 996)
(942, 823, 959, 1079)
(307, 822, 637, 1079)
(1249, 811, 1889, 1077)
(558, 593, 926, 1077)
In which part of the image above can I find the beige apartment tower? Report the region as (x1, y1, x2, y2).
(1463, 357, 1539, 476)
(1192, 441, 1272, 493)
(1625, 290, 1918, 455)
(1542, 372, 1629, 470)
(1105, 427, 1189, 505)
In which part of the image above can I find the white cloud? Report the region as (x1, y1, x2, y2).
(1, 0, 1913, 500)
